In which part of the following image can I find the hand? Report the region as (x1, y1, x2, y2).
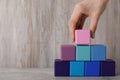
(68, 0, 108, 42)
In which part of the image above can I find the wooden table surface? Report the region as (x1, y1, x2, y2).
(0, 68, 119, 80)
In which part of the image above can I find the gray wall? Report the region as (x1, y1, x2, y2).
(0, 0, 120, 74)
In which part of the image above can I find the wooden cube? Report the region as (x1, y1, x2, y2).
(101, 59, 115, 76)
(70, 61, 84, 76)
(91, 45, 106, 61)
(75, 30, 90, 45)
(85, 61, 100, 76)
(54, 59, 70, 76)
(76, 45, 90, 61)
(61, 45, 75, 61)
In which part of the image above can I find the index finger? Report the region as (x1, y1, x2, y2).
(68, 5, 83, 42)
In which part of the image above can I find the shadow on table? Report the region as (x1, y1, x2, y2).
(55, 77, 109, 80)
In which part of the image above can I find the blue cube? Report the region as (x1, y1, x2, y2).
(76, 45, 90, 61)
(70, 61, 84, 76)
(54, 59, 70, 76)
(91, 45, 106, 61)
(85, 61, 100, 76)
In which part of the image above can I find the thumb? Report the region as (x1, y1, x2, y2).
(89, 15, 99, 38)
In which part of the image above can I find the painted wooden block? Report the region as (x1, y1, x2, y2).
(70, 61, 84, 76)
(76, 45, 90, 61)
(54, 59, 70, 76)
(85, 61, 100, 76)
(75, 30, 90, 44)
(61, 45, 75, 61)
(91, 45, 106, 61)
(101, 59, 115, 76)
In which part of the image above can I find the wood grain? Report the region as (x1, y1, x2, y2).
(0, 0, 120, 74)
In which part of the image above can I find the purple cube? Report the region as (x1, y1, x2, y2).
(61, 45, 75, 61)
(101, 59, 115, 76)
(54, 59, 70, 76)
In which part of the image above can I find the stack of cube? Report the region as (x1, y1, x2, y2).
(54, 30, 115, 77)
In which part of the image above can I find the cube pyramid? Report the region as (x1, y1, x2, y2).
(54, 29, 115, 77)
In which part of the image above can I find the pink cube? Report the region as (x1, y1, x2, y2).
(75, 29, 91, 45)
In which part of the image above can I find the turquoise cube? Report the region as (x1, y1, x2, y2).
(70, 61, 84, 76)
(76, 45, 90, 61)
(91, 45, 106, 61)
